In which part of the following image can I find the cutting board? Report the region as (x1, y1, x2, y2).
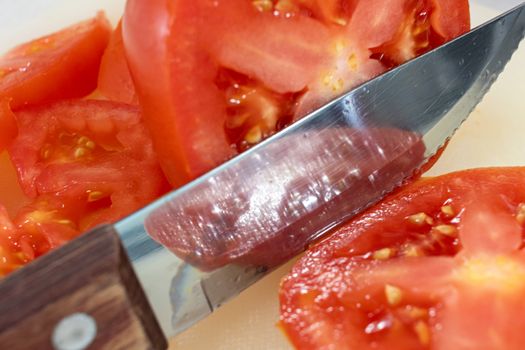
(0, 1, 524, 349)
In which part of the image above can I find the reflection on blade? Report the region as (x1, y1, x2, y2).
(115, 3, 525, 339)
(146, 127, 425, 271)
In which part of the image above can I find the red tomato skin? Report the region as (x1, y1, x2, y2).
(97, 21, 138, 104)
(0, 13, 111, 110)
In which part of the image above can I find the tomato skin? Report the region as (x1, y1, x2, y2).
(97, 21, 138, 104)
(0, 13, 111, 110)
(280, 167, 525, 349)
(124, 0, 470, 187)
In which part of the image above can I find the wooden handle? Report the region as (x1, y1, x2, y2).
(0, 225, 167, 350)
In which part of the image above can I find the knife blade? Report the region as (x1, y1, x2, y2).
(0, 4, 524, 349)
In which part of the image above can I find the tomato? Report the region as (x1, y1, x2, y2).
(0, 205, 26, 276)
(97, 21, 138, 104)
(7, 99, 170, 232)
(280, 167, 525, 349)
(0, 13, 111, 110)
(123, 0, 469, 186)
(0, 99, 17, 153)
(0, 152, 29, 217)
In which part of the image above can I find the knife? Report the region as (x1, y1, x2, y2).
(1, 4, 524, 349)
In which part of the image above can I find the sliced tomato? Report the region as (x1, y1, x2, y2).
(123, 0, 469, 186)
(97, 21, 138, 104)
(280, 167, 525, 349)
(0, 13, 111, 110)
(8, 99, 170, 232)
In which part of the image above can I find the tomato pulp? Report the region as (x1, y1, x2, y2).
(97, 21, 138, 104)
(123, 0, 470, 186)
(280, 167, 525, 349)
(0, 100, 169, 271)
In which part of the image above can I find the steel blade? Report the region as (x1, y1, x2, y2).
(115, 3, 525, 338)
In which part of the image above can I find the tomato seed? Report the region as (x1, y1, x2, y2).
(385, 284, 403, 306)
(373, 248, 393, 260)
(440, 205, 455, 217)
(413, 320, 431, 345)
(245, 126, 262, 144)
(408, 212, 434, 226)
(74, 147, 88, 159)
(347, 54, 358, 70)
(403, 245, 421, 257)
(434, 225, 456, 236)
(87, 191, 105, 202)
(252, 0, 273, 12)
(405, 306, 427, 319)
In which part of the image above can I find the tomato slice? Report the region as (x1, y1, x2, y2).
(0, 13, 111, 110)
(8, 99, 170, 232)
(280, 167, 525, 349)
(97, 21, 138, 104)
(123, 0, 469, 186)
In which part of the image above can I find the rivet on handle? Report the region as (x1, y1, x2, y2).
(52, 313, 97, 350)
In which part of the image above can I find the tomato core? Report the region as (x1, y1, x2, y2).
(216, 68, 305, 152)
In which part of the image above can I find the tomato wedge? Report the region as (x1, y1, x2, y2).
(97, 21, 138, 104)
(280, 167, 525, 349)
(123, 0, 469, 186)
(0, 13, 111, 110)
(7, 99, 169, 231)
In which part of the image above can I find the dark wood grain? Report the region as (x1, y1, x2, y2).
(0, 225, 167, 349)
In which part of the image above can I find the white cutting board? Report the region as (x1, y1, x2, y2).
(0, 1, 524, 349)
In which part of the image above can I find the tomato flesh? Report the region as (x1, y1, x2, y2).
(0, 100, 170, 268)
(0, 13, 111, 110)
(0, 205, 26, 276)
(123, 0, 469, 187)
(280, 168, 525, 349)
(0, 99, 17, 153)
(0, 100, 170, 277)
(97, 21, 137, 104)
